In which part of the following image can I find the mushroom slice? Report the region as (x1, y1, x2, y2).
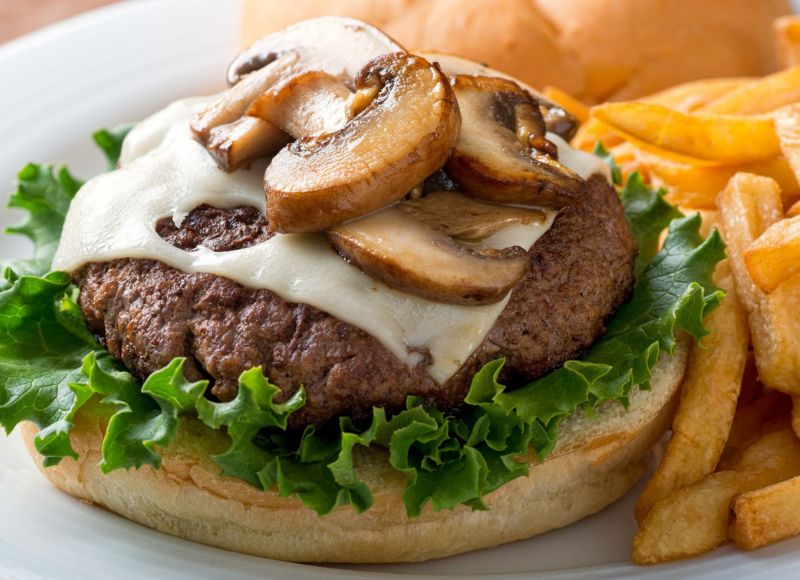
(191, 51, 299, 140)
(421, 52, 580, 141)
(417, 52, 581, 142)
(247, 71, 353, 139)
(228, 16, 404, 85)
(193, 17, 404, 172)
(264, 52, 461, 234)
(328, 207, 528, 305)
(446, 75, 584, 209)
(542, 106, 579, 142)
(401, 191, 547, 242)
(206, 116, 290, 172)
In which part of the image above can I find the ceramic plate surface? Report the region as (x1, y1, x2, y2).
(2, 1, 800, 578)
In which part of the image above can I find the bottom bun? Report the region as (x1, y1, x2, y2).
(22, 343, 686, 563)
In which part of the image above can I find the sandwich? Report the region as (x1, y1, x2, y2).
(0, 16, 724, 563)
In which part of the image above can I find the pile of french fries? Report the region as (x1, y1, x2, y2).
(544, 17, 800, 565)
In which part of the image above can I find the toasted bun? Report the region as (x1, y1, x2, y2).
(22, 342, 686, 563)
(241, 0, 790, 102)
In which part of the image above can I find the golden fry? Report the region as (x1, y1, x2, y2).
(719, 391, 791, 470)
(632, 429, 800, 564)
(591, 103, 780, 164)
(730, 476, 800, 550)
(570, 117, 623, 152)
(641, 78, 752, 112)
(789, 199, 800, 218)
(541, 86, 590, 123)
(774, 105, 800, 188)
(737, 351, 762, 408)
(635, 261, 748, 522)
(718, 174, 800, 394)
(702, 67, 800, 115)
(647, 156, 800, 209)
(744, 216, 800, 293)
(775, 16, 800, 69)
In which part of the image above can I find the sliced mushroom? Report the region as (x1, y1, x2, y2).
(205, 116, 290, 172)
(445, 75, 584, 209)
(193, 17, 404, 172)
(264, 52, 461, 234)
(401, 191, 547, 242)
(228, 16, 403, 86)
(191, 51, 299, 140)
(328, 207, 529, 305)
(420, 52, 580, 141)
(247, 71, 353, 139)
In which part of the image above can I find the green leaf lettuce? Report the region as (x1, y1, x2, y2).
(0, 137, 725, 517)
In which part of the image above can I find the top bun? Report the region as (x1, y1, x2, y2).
(242, 0, 791, 102)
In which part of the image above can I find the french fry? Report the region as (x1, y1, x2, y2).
(632, 428, 800, 564)
(702, 67, 800, 115)
(634, 261, 749, 522)
(541, 86, 590, 123)
(730, 476, 800, 550)
(774, 105, 800, 190)
(789, 199, 800, 218)
(718, 391, 791, 470)
(570, 117, 623, 152)
(738, 351, 762, 408)
(775, 16, 800, 69)
(606, 142, 645, 181)
(718, 173, 800, 394)
(640, 154, 800, 209)
(717, 174, 784, 312)
(744, 216, 800, 293)
(641, 78, 752, 112)
(591, 103, 780, 164)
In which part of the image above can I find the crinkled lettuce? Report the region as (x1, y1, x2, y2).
(0, 132, 724, 517)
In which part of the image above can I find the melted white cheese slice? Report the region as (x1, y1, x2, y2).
(53, 97, 605, 383)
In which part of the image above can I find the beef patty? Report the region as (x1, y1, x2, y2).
(75, 174, 637, 427)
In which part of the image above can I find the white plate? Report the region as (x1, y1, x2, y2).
(2, 1, 800, 578)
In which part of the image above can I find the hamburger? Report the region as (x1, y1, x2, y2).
(1, 16, 724, 563)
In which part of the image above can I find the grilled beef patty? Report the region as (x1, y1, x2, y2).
(75, 175, 636, 427)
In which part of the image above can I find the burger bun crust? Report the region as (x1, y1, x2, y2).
(241, 0, 789, 102)
(22, 342, 687, 563)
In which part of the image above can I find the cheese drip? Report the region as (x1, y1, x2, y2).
(53, 97, 605, 382)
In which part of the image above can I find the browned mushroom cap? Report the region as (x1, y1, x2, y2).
(264, 52, 461, 234)
(401, 191, 547, 242)
(227, 16, 403, 86)
(191, 51, 299, 141)
(190, 51, 298, 171)
(246, 71, 353, 139)
(328, 207, 529, 305)
(193, 17, 404, 172)
(445, 75, 584, 209)
(420, 52, 580, 141)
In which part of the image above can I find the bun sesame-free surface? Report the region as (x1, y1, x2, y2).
(241, 0, 790, 102)
(23, 343, 686, 563)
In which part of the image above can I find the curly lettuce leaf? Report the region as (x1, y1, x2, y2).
(0, 140, 725, 517)
(3, 164, 82, 276)
(592, 142, 623, 186)
(93, 124, 132, 169)
(0, 271, 97, 465)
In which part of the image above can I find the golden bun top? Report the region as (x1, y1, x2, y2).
(242, 0, 791, 102)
